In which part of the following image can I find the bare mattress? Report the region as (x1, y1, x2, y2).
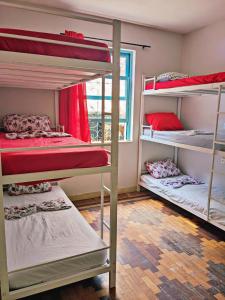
(4, 186, 107, 290)
(140, 174, 225, 227)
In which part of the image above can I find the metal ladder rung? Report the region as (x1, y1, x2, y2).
(103, 185, 111, 193)
(210, 170, 225, 176)
(217, 112, 225, 115)
(103, 220, 110, 230)
(214, 140, 225, 146)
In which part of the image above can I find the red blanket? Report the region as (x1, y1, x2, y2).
(0, 28, 110, 62)
(145, 72, 225, 90)
(0, 133, 108, 175)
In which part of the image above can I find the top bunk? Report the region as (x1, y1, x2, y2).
(143, 72, 225, 97)
(0, 28, 113, 90)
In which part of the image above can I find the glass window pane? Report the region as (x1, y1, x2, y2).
(86, 78, 102, 97)
(120, 100, 126, 119)
(120, 56, 126, 76)
(104, 78, 126, 98)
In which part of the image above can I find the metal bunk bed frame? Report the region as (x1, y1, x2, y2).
(0, 1, 121, 299)
(137, 74, 225, 231)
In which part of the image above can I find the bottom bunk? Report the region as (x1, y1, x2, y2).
(4, 185, 108, 291)
(140, 174, 225, 229)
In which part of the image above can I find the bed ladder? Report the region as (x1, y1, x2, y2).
(207, 84, 225, 221)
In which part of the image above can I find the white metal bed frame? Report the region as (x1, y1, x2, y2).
(0, 1, 121, 299)
(137, 74, 225, 231)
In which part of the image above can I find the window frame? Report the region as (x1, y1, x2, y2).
(87, 49, 134, 141)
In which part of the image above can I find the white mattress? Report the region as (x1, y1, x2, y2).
(4, 186, 107, 290)
(152, 130, 214, 149)
(140, 174, 225, 226)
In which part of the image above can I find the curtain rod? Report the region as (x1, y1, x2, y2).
(60, 33, 151, 49)
(85, 36, 151, 49)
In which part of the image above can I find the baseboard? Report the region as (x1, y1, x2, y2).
(69, 186, 137, 202)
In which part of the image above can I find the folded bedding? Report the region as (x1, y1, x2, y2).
(5, 130, 72, 140)
(160, 175, 204, 189)
(0, 133, 108, 176)
(0, 28, 110, 62)
(5, 198, 72, 220)
(145, 72, 225, 90)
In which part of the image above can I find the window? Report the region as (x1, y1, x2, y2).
(87, 49, 134, 142)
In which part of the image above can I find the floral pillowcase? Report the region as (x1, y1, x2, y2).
(3, 114, 52, 133)
(145, 158, 181, 179)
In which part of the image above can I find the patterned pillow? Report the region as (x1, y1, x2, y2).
(8, 182, 52, 196)
(3, 114, 52, 133)
(145, 158, 181, 179)
(156, 72, 188, 82)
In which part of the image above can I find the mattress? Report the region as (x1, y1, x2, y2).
(145, 72, 225, 90)
(140, 174, 225, 226)
(0, 28, 110, 62)
(4, 186, 107, 290)
(151, 130, 214, 149)
(0, 133, 108, 175)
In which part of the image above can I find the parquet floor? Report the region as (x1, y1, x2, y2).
(25, 195, 225, 300)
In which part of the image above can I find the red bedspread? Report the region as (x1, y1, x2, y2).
(0, 133, 108, 175)
(145, 72, 225, 90)
(0, 28, 110, 62)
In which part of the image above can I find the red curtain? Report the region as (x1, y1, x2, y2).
(59, 30, 91, 142)
(59, 83, 91, 142)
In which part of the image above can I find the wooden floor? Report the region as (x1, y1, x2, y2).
(25, 194, 225, 300)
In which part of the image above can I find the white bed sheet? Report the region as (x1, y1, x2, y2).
(4, 186, 107, 290)
(140, 174, 225, 226)
(152, 130, 214, 149)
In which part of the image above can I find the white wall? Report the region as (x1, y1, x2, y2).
(0, 6, 183, 197)
(179, 19, 225, 183)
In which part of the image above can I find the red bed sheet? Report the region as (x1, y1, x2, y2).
(0, 28, 110, 62)
(145, 72, 225, 90)
(0, 133, 108, 176)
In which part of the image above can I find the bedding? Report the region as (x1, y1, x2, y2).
(5, 130, 71, 140)
(143, 130, 214, 149)
(145, 72, 225, 90)
(145, 112, 184, 131)
(145, 158, 181, 179)
(156, 72, 188, 82)
(0, 133, 108, 176)
(8, 182, 52, 196)
(5, 198, 72, 220)
(0, 28, 110, 63)
(140, 174, 225, 226)
(3, 114, 52, 133)
(160, 175, 204, 189)
(4, 186, 107, 290)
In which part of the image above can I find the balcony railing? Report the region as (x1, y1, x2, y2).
(89, 117, 126, 142)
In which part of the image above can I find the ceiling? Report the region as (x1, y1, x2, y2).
(6, 0, 225, 33)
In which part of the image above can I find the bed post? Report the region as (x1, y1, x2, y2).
(207, 85, 222, 220)
(137, 75, 145, 191)
(109, 19, 121, 290)
(174, 97, 182, 164)
(54, 90, 59, 130)
(0, 154, 10, 300)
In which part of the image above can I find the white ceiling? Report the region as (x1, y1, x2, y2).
(9, 0, 225, 33)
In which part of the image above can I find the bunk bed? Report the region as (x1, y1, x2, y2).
(0, 2, 121, 300)
(138, 72, 225, 231)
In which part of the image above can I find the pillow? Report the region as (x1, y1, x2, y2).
(64, 30, 84, 39)
(8, 182, 52, 196)
(145, 112, 184, 131)
(3, 114, 52, 133)
(145, 158, 181, 179)
(156, 72, 188, 82)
